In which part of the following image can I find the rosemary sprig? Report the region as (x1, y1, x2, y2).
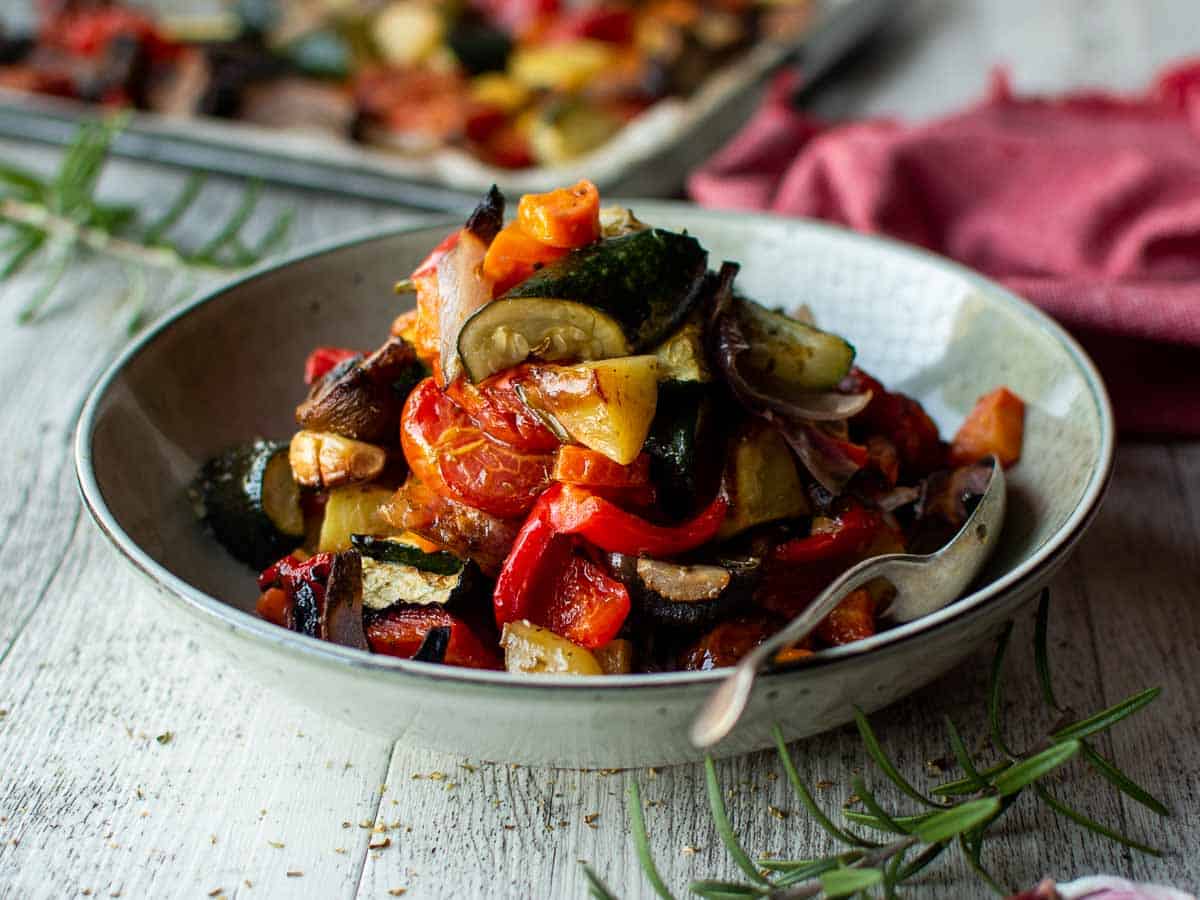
(588, 590, 1167, 897)
(0, 117, 293, 331)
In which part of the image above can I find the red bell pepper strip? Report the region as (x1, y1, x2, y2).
(542, 552, 630, 649)
(545, 484, 727, 557)
(493, 495, 571, 626)
(493, 484, 726, 626)
(303, 346, 361, 386)
(772, 507, 882, 564)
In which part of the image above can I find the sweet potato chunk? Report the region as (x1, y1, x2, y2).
(950, 387, 1025, 468)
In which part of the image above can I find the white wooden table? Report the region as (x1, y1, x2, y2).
(1, 3, 1198, 897)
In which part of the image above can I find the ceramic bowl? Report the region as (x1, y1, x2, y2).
(75, 204, 1114, 768)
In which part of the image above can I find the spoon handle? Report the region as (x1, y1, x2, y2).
(689, 554, 905, 749)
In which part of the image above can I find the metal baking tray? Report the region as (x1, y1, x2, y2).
(0, 0, 894, 212)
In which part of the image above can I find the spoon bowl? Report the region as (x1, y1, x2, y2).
(690, 457, 1007, 749)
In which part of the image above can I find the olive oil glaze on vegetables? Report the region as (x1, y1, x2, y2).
(190, 180, 1026, 675)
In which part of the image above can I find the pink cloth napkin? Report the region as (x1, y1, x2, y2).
(689, 64, 1200, 435)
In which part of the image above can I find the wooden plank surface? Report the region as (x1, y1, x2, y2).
(1, 2, 1199, 897)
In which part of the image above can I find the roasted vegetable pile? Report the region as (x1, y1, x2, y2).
(0, 0, 813, 169)
(192, 180, 1027, 674)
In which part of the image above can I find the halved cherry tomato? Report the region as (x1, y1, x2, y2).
(303, 347, 361, 386)
(541, 552, 630, 649)
(401, 378, 554, 518)
(552, 446, 649, 488)
(516, 180, 601, 249)
(482, 222, 569, 295)
(446, 369, 560, 452)
(366, 604, 501, 669)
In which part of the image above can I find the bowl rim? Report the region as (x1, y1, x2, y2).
(74, 202, 1116, 691)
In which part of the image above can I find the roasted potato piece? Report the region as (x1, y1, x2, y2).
(318, 484, 397, 553)
(500, 620, 604, 675)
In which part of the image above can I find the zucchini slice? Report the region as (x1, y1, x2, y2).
(735, 297, 856, 393)
(351, 535, 481, 610)
(457, 297, 630, 384)
(191, 440, 304, 570)
(643, 382, 723, 520)
(457, 228, 708, 382)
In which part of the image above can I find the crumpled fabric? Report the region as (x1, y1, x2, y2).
(689, 63, 1200, 434)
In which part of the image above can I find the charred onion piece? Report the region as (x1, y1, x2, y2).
(706, 262, 869, 493)
(438, 187, 504, 385)
(323, 551, 369, 650)
(295, 337, 422, 443)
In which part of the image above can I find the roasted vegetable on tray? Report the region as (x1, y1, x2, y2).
(193, 179, 1026, 674)
(0, 0, 816, 170)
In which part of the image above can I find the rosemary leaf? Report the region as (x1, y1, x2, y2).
(0, 230, 45, 281)
(852, 708, 940, 808)
(912, 798, 1000, 845)
(688, 880, 767, 899)
(17, 239, 71, 322)
(0, 162, 45, 200)
(1033, 784, 1161, 855)
(894, 841, 947, 881)
(942, 715, 989, 793)
(987, 622, 1017, 759)
(1078, 741, 1170, 817)
(1050, 687, 1161, 743)
(991, 740, 1080, 795)
(931, 760, 1011, 797)
(254, 208, 295, 259)
(957, 833, 1006, 896)
(627, 780, 676, 900)
(818, 867, 883, 898)
(772, 726, 875, 848)
(849, 777, 910, 835)
(705, 758, 771, 887)
(767, 858, 843, 888)
(195, 180, 261, 262)
(1033, 589, 1060, 711)
(581, 865, 620, 900)
(143, 172, 206, 245)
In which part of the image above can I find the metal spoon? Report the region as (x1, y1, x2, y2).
(690, 456, 1006, 748)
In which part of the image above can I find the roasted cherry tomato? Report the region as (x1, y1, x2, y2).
(815, 589, 877, 647)
(366, 604, 501, 669)
(552, 446, 649, 489)
(446, 369, 560, 452)
(401, 378, 554, 518)
(680, 617, 776, 670)
(844, 368, 946, 475)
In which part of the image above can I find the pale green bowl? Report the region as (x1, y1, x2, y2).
(75, 204, 1114, 767)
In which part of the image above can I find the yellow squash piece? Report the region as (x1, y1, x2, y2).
(318, 484, 397, 553)
(718, 421, 811, 539)
(509, 41, 615, 92)
(523, 356, 659, 465)
(501, 621, 604, 675)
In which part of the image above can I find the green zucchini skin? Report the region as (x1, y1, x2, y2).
(351, 534, 464, 575)
(734, 297, 856, 392)
(500, 228, 709, 351)
(642, 382, 724, 520)
(352, 536, 485, 611)
(190, 440, 304, 570)
(446, 19, 512, 74)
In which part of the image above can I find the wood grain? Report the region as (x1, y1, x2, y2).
(2, 2, 1200, 897)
